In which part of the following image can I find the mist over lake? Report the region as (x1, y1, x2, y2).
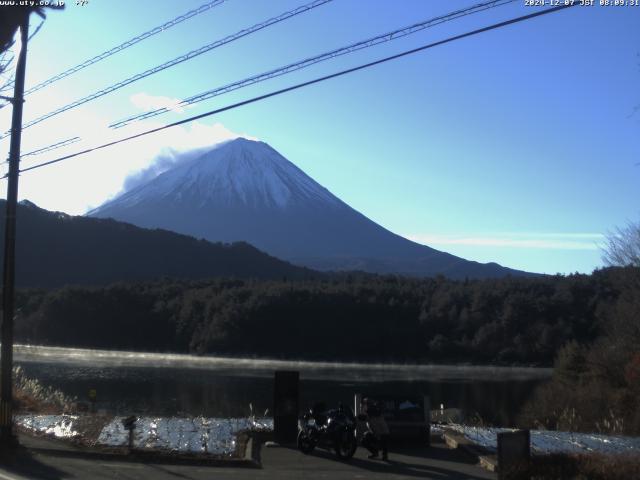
(15, 345, 550, 427)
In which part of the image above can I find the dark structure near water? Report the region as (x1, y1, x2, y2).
(498, 429, 530, 480)
(273, 371, 299, 444)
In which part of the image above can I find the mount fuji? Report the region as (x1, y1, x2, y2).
(89, 138, 529, 279)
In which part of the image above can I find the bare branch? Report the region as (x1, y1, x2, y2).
(602, 220, 640, 267)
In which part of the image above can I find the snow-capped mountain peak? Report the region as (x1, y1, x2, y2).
(114, 138, 339, 211)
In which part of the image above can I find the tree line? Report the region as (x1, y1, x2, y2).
(13, 267, 636, 367)
(519, 266, 640, 435)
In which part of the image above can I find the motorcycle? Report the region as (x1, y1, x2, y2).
(297, 402, 358, 459)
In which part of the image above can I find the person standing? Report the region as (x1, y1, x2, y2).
(361, 398, 390, 461)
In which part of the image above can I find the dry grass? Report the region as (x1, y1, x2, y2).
(13, 366, 76, 414)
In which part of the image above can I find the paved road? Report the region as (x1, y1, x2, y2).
(0, 434, 496, 479)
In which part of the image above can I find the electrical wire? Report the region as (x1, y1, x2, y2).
(9, 0, 514, 157)
(10, 3, 576, 178)
(22, 0, 228, 97)
(111, 0, 517, 129)
(0, 0, 332, 140)
(20, 136, 80, 158)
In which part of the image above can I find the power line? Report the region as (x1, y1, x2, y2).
(0, 0, 333, 140)
(22, 0, 228, 97)
(0, 53, 16, 98)
(14, 3, 576, 177)
(1, 136, 80, 166)
(111, 0, 517, 129)
(0, 1, 227, 109)
(13, 0, 513, 158)
(20, 136, 80, 158)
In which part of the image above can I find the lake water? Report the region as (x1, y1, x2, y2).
(15, 345, 551, 427)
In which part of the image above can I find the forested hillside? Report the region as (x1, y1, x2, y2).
(0, 200, 317, 287)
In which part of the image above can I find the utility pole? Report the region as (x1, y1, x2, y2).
(1, 11, 30, 448)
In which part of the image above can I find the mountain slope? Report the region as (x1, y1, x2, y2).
(90, 138, 531, 279)
(0, 200, 316, 288)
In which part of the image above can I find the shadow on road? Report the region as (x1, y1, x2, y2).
(1, 447, 70, 480)
(302, 446, 491, 480)
(145, 463, 194, 479)
(390, 442, 484, 465)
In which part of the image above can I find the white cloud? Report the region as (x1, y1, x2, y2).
(8, 101, 257, 215)
(406, 232, 605, 251)
(130, 92, 190, 114)
(498, 232, 604, 240)
(118, 121, 259, 193)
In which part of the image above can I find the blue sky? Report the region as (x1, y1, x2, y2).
(0, 0, 638, 275)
